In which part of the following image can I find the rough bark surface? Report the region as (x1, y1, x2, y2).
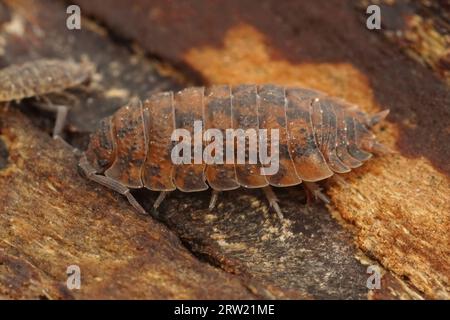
(0, 0, 448, 299)
(0, 107, 273, 300)
(358, 0, 449, 84)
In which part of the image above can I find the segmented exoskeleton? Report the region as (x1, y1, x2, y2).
(0, 59, 95, 137)
(79, 84, 389, 218)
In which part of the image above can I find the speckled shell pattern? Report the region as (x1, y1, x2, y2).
(84, 84, 380, 192)
(0, 59, 93, 102)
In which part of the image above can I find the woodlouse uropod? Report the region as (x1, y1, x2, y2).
(0, 58, 95, 137)
(79, 84, 389, 219)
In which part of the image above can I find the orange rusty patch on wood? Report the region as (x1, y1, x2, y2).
(328, 122, 450, 298)
(329, 152, 450, 298)
(185, 24, 380, 113)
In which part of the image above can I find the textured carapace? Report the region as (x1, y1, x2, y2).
(0, 59, 95, 102)
(80, 84, 389, 216)
(0, 58, 95, 138)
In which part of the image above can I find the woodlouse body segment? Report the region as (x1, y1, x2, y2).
(84, 116, 115, 173)
(257, 85, 301, 187)
(333, 103, 362, 169)
(0, 59, 94, 102)
(104, 100, 147, 188)
(0, 58, 95, 138)
(173, 87, 209, 192)
(142, 92, 177, 192)
(319, 98, 351, 174)
(285, 88, 333, 182)
(204, 85, 240, 191)
(344, 115, 371, 162)
(80, 84, 389, 217)
(231, 84, 268, 188)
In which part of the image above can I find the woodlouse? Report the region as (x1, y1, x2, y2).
(79, 84, 389, 218)
(0, 58, 95, 137)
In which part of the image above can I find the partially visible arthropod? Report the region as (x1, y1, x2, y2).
(79, 84, 389, 219)
(0, 58, 95, 137)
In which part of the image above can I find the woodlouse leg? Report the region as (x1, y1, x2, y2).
(330, 174, 349, 188)
(78, 155, 148, 215)
(304, 186, 314, 206)
(153, 191, 169, 211)
(52, 105, 69, 138)
(262, 186, 284, 220)
(33, 100, 69, 138)
(303, 182, 330, 204)
(208, 190, 220, 210)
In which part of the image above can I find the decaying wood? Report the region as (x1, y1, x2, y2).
(0, 0, 448, 299)
(75, 0, 450, 299)
(358, 0, 450, 84)
(0, 106, 275, 299)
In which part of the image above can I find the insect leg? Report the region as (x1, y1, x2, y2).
(52, 105, 69, 138)
(78, 155, 148, 215)
(262, 186, 284, 220)
(33, 99, 69, 138)
(153, 191, 170, 211)
(303, 181, 330, 204)
(208, 190, 220, 210)
(330, 174, 349, 188)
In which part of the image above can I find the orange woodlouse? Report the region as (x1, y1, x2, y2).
(0, 59, 95, 137)
(79, 85, 389, 219)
